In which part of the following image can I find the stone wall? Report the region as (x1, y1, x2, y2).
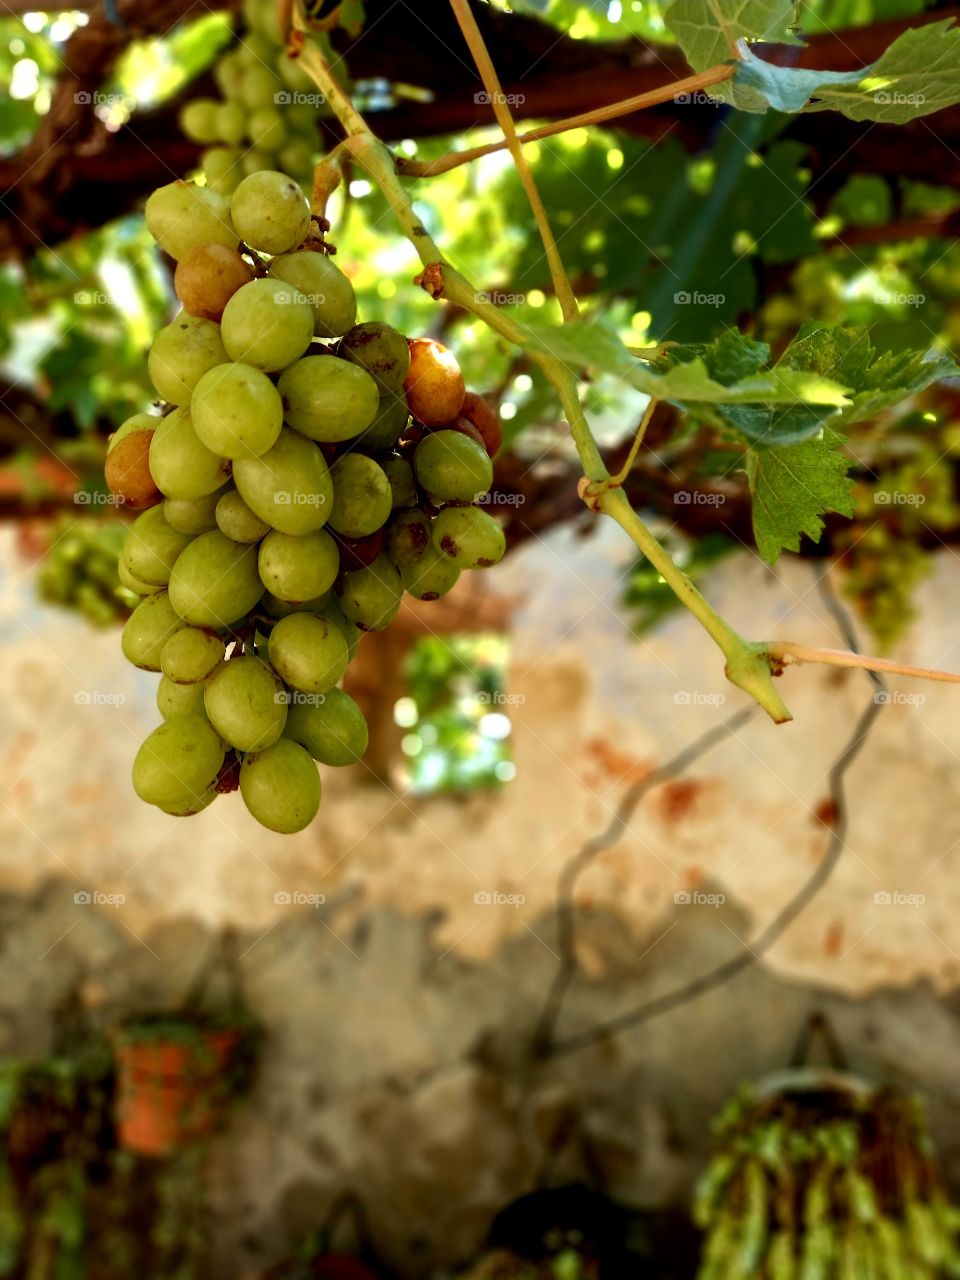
(1, 523, 959, 1275)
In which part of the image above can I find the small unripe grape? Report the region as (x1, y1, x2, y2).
(215, 490, 270, 543)
(279, 139, 314, 176)
(231, 170, 311, 255)
(460, 391, 502, 457)
(121, 590, 186, 671)
(157, 674, 205, 720)
(149, 406, 231, 500)
(328, 455, 392, 538)
(401, 544, 460, 600)
(268, 251, 357, 338)
(404, 337, 465, 426)
(340, 322, 410, 394)
(277, 355, 378, 442)
(148, 313, 228, 406)
(276, 51, 314, 91)
(241, 66, 282, 110)
(325, 596, 361, 659)
(160, 626, 225, 683)
(205, 656, 287, 752)
(133, 716, 224, 811)
(118, 558, 161, 597)
(202, 146, 242, 195)
(217, 102, 246, 145)
(433, 505, 506, 569)
(414, 430, 493, 503)
(248, 106, 286, 151)
(382, 456, 417, 508)
(284, 687, 368, 766)
(242, 149, 272, 176)
(351, 392, 410, 455)
(179, 99, 222, 144)
(269, 612, 349, 693)
(384, 509, 430, 570)
(233, 428, 333, 535)
(174, 244, 254, 322)
(164, 490, 222, 535)
(258, 527, 340, 601)
(105, 418, 160, 510)
(192, 361, 283, 459)
(221, 278, 314, 372)
(144, 181, 237, 260)
(240, 739, 320, 833)
(123, 506, 195, 587)
(338, 554, 402, 631)
(168, 530, 264, 627)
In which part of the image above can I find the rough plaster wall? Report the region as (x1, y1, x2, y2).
(0, 524, 959, 1273)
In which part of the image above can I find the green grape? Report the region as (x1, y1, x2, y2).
(149, 406, 231, 500)
(118, 557, 160, 597)
(401, 544, 460, 600)
(108, 411, 157, 453)
(204, 656, 287, 751)
(323, 596, 361, 659)
(132, 715, 225, 810)
(179, 99, 222, 144)
(163, 490, 223, 535)
(340, 322, 410, 394)
(257, 528, 339, 601)
(260, 589, 331, 618)
(217, 102, 246, 145)
(121, 591, 186, 671)
(243, 0, 280, 41)
(338, 554, 402, 631)
(241, 67, 282, 110)
(349, 391, 409, 455)
(278, 138, 314, 177)
(276, 51, 314, 91)
(230, 170, 310, 255)
(159, 787, 217, 817)
(248, 106, 286, 151)
(160, 626, 225, 683)
(433, 505, 505, 568)
(384, 509, 430, 570)
(175, 245, 254, 323)
(277, 355, 378, 442)
(168, 531, 263, 627)
(284, 687, 368, 766)
(414, 430, 493, 503)
(268, 251, 357, 338)
(144, 181, 237, 260)
(382, 456, 417, 508)
(157, 675, 205, 720)
(123, 506, 195, 586)
(220, 278, 314, 372)
(202, 147, 242, 195)
(242, 149, 272, 176)
(148, 313, 229, 406)
(233, 427, 333, 534)
(239, 30, 274, 62)
(214, 48, 245, 98)
(328, 455, 392, 538)
(240, 739, 320, 833)
(215, 489, 270, 542)
(191, 361, 283, 459)
(269, 612, 349, 693)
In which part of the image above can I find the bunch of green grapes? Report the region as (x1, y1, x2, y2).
(178, 0, 324, 197)
(838, 441, 957, 650)
(110, 167, 505, 834)
(695, 1079, 960, 1280)
(36, 519, 139, 626)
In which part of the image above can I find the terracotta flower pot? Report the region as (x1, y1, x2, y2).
(114, 1027, 239, 1157)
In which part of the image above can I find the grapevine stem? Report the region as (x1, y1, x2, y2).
(397, 65, 736, 179)
(767, 643, 960, 684)
(608, 399, 657, 487)
(447, 0, 579, 323)
(292, 18, 794, 724)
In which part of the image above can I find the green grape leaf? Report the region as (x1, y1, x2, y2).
(732, 19, 960, 120)
(520, 318, 850, 429)
(663, 0, 802, 72)
(746, 428, 855, 563)
(780, 324, 960, 424)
